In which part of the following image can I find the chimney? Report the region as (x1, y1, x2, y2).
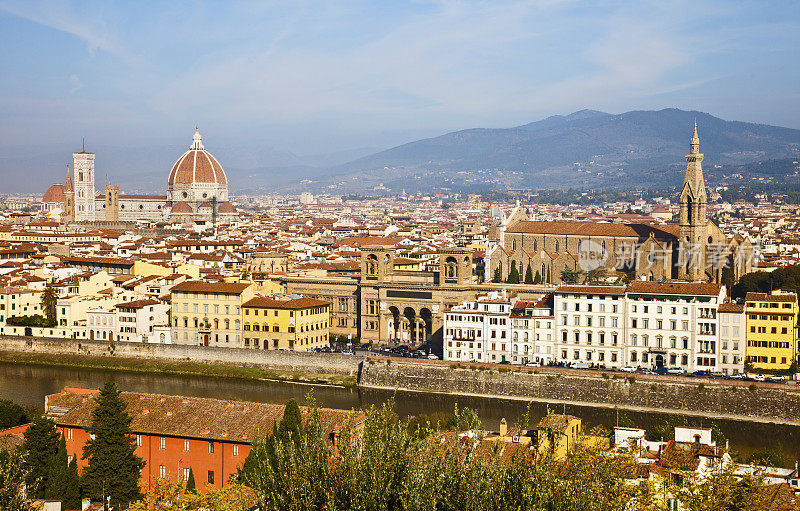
(499, 418, 507, 437)
(82, 498, 90, 511)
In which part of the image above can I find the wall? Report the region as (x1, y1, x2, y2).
(360, 359, 800, 424)
(0, 335, 362, 376)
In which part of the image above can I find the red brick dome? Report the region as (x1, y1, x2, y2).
(167, 129, 227, 186)
(43, 183, 65, 204)
(170, 201, 193, 214)
(218, 202, 237, 214)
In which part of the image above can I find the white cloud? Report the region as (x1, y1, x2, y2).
(68, 74, 83, 94)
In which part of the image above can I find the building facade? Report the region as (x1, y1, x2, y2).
(744, 291, 798, 370)
(170, 281, 254, 347)
(242, 295, 330, 351)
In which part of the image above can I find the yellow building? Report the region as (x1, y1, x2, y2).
(242, 295, 330, 351)
(535, 414, 582, 461)
(744, 291, 798, 371)
(170, 281, 255, 347)
(0, 287, 43, 332)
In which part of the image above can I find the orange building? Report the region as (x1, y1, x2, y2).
(45, 387, 362, 491)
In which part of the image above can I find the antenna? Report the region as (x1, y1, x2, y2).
(82, 137, 85, 152)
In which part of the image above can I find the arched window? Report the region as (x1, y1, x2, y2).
(533, 240, 537, 251)
(555, 240, 560, 252)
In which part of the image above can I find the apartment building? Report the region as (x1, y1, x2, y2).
(744, 291, 798, 370)
(241, 295, 330, 351)
(170, 281, 255, 347)
(554, 286, 626, 368)
(444, 293, 511, 363)
(115, 299, 171, 343)
(625, 282, 724, 372)
(718, 303, 745, 374)
(510, 295, 555, 365)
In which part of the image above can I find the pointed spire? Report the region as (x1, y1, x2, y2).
(65, 164, 73, 191)
(690, 122, 699, 154)
(82, 137, 85, 152)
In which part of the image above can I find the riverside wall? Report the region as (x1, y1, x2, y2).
(0, 335, 363, 376)
(359, 359, 800, 424)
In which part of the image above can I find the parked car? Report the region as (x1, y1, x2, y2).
(727, 373, 745, 380)
(767, 375, 786, 382)
(690, 370, 709, 377)
(667, 367, 685, 375)
(572, 362, 591, 370)
(655, 367, 669, 375)
(427, 354, 439, 360)
(620, 365, 638, 373)
(525, 361, 542, 367)
(749, 374, 766, 382)
(640, 369, 656, 375)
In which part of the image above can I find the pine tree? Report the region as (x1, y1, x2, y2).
(277, 399, 302, 443)
(81, 382, 144, 509)
(524, 264, 533, 284)
(492, 267, 502, 283)
(45, 435, 69, 502)
(0, 399, 28, 429)
(185, 467, 196, 493)
(21, 416, 60, 498)
(533, 270, 542, 285)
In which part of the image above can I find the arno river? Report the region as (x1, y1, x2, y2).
(2, 362, 799, 467)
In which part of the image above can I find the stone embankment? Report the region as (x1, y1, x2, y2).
(358, 358, 800, 424)
(4, 336, 800, 423)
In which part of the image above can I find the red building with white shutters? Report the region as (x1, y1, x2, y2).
(45, 387, 362, 491)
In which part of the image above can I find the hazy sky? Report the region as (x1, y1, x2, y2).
(1, 0, 799, 173)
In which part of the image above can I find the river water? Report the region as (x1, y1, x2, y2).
(1, 362, 798, 467)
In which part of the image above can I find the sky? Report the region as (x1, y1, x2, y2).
(1, 0, 799, 191)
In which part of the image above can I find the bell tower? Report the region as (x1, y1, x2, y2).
(678, 123, 707, 281)
(63, 165, 75, 224)
(73, 139, 96, 222)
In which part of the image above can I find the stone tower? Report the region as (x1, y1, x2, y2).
(104, 184, 119, 222)
(63, 165, 75, 224)
(73, 142, 96, 222)
(678, 123, 707, 281)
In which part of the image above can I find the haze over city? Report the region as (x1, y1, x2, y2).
(1, 0, 799, 191)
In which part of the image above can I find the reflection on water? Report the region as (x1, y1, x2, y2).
(1, 362, 798, 466)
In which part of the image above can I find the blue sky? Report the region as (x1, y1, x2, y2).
(1, 0, 799, 188)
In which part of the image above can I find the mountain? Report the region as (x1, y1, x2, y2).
(316, 109, 800, 193)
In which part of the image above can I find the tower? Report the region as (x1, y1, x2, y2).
(63, 165, 75, 224)
(678, 123, 707, 281)
(73, 141, 96, 221)
(104, 184, 119, 222)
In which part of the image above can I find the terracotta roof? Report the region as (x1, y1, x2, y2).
(170, 202, 193, 214)
(745, 292, 797, 303)
(116, 299, 160, 310)
(556, 285, 626, 295)
(46, 389, 361, 444)
(506, 220, 679, 239)
(626, 281, 722, 296)
(218, 201, 237, 214)
(718, 303, 744, 312)
(43, 183, 65, 204)
(243, 295, 330, 310)
(168, 148, 227, 185)
(171, 281, 252, 294)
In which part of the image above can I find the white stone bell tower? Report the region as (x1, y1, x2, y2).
(73, 139, 96, 222)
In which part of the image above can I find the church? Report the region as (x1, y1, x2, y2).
(487, 125, 754, 284)
(42, 128, 238, 225)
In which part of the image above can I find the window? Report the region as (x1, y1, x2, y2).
(184, 438, 189, 451)
(207, 471, 215, 485)
(233, 444, 239, 457)
(159, 437, 165, 449)
(136, 435, 142, 447)
(208, 441, 214, 454)
(182, 467, 190, 481)
(159, 465, 166, 478)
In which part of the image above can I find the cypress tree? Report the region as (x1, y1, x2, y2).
(506, 261, 519, 284)
(81, 382, 144, 509)
(533, 270, 542, 285)
(64, 456, 80, 510)
(21, 416, 60, 498)
(492, 267, 502, 283)
(524, 264, 533, 284)
(546, 265, 551, 284)
(45, 435, 69, 502)
(185, 467, 196, 493)
(278, 399, 303, 443)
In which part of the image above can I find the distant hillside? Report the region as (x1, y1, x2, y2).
(316, 109, 800, 193)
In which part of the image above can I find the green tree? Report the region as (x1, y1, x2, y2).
(546, 265, 551, 284)
(720, 254, 736, 291)
(492, 267, 502, 283)
(506, 261, 520, 284)
(0, 449, 29, 511)
(21, 415, 60, 498)
(81, 382, 145, 509)
(45, 434, 80, 508)
(524, 264, 534, 284)
(277, 399, 302, 443)
(560, 266, 581, 284)
(185, 467, 196, 493)
(0, 399, 29, 429)
(40, 285, 58, 326)
(533, 270, 542, 285)
(65, 456, 81, 509)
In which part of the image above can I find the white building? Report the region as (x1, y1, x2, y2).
(554, 286, 626, 369)
(87, 308, 116, 341)
(115, 299, 170, 343)
(625, 281, 725, 372)
(718, 303, 745, 374)
(511, 296, 554, 365)
(444, 292, 511, 363)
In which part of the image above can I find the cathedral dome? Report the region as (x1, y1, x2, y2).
(167, 129, 227, 186)
(43, 183, 65, 204)
(170, 201, 193, 214)
(217, 201, 237, 214)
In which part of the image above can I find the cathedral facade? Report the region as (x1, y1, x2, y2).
(42, 129, 237, 225)
(487, 126, 754, 284)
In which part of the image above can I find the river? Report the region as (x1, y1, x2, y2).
(1, 362, 798, 467)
